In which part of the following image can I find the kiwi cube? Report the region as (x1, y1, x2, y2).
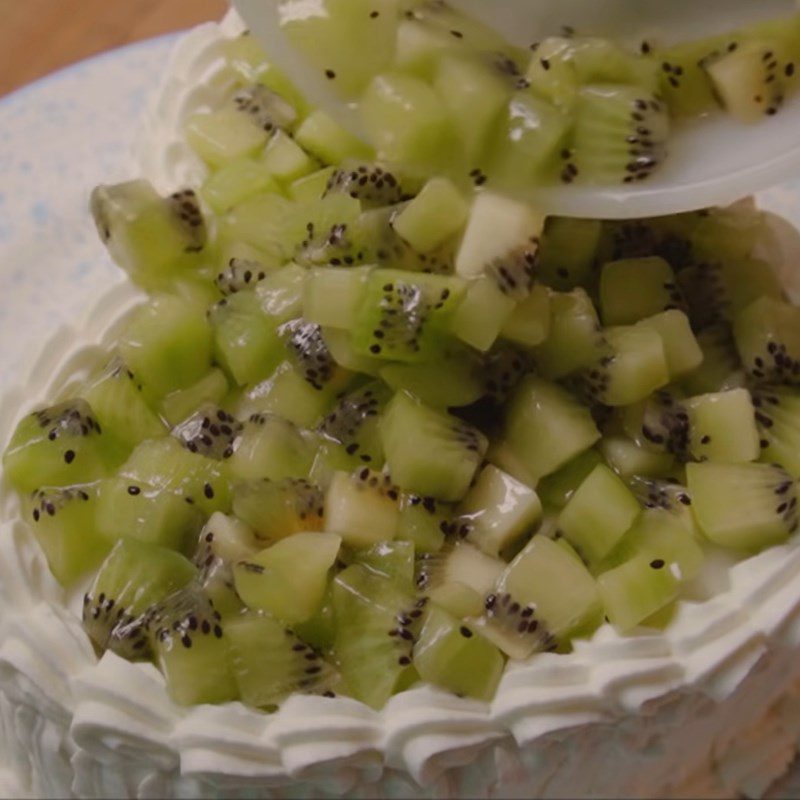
(331, 564, 419, 709)
(353, 540, 415, 590)
(380, 392, 487, 502)
(752, 385, 800, 478)
(24, 485, 111, 586)
(536, 449, 604, 511)
(160, 369, 230, 427)
(458, 465, 542, 558)
(324, 469, 400, 548)
(294, 110, 373, 165)
(83, 538, 197, 658)
(428, 581, 485, 619)
(232, 478, 324, 541)
(502, 376, 600, 484)
(395, 493, 449, 554)
(536, 217, 602, 291)
(598, 553, 680, 633)
(392, 177, 470, 253)
(201, 157, 280, 215)
(501, 284, 551, 348)
(450, 276, 517, 352)
(119, 295, 213, 403)
(3, 399, 117, 492)
(148, 585, 238, 706)
(227, 612, 337, 708)
(635, 310, 703, 379)
(686, 461, 798, 551)
(233, 532, 341, 624)
(684, 388, 761, 463)
(478, 536, 603, 659)
(418, 541, 505, 599)
(413, 607, 504, 702)
(228, 413, 313, 482)
(303, 266, 372, 330)
(185, 109, 269, 168)
(558, 464, 641, 565)
(599, 256, 678, 326)
(600, 436, 676, 481)
(261, 129, 316, 183)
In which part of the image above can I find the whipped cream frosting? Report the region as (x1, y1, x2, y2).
(1, 12, 800, 798)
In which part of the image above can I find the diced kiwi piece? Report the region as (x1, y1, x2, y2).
(3, 399, 117, 492)
(237, 362, 336, 428)
(81, 359, 166, 450)
(171, 404, 242, 461)
(428, 581, 484, 619)
(90, 181, 206, 290)
(565, 84, 669, 185)
(536, 217, 602, 291)
(396, 493, 450, 554)
(209, 291, 283, 387)
(361, 72, 458, 174)
(653, 34, 734, 117)
(261, 129, 316, 183)
(233, 478, 324, 541)
(536, 448, 604, 510)
(600, 436, 676, 481)
(684, 388, 761, 463)
(752, 385, 800, 477)
(501, 284, 551, 348)
(705, 39, 795, 123)
(317, 380, 390, 467)
(351, 269, 466, 362)
(502, 376, 600, 484)
(119, 294, 212, 403)
(598, 553, 680, 633)
(581, 324, 669, 407)
(119, 436, 231, 515)
(417, 541, 505, 599)
(201, 157, 280, 215)
(532, 288, 608, 379)
(95, 476, 202, 553)
(193, 512, 259, 618)
(279, 318, 354, 395)
(83, 538, 196, 658)
(24, 485, 110, 585)
(160, 369, 230, 427)
(598, 508, 704, 583)
(477, 536, 603, 659)
(413, 607, 504, 701)
(558, 464, 641, 565)
(227, 612, 338, 708)
(147, 584, 238, 706)
(432, 53, 511, 165)
(324, 468, 399, 547)
(450, 276, 517, 352)
(290, 166, 337, 202)
(295, 110, 373, 165)
(636, 310, 703, 379)
(485, 92, 570, 189)
(258, 262, 312, 320)
(734, 296, 800, 386)
(629, 476, 699, 539)
(303, 266, 371, 330)
(381, 392, 487, 501)
(599, 256, 682, 325)
(234, 532, 341, 624)
(381, 351, 484, 409)
(353, 540, 415, 590)
(228, 412, 314, 481)
(457, 465, 542, 558)
(393, 177, 469, 253)
(280, 0, 398, 97)
(331, 564, 420, 709)
(455, 192, 543, 293)
(526, 36, 658, 107)
(324, 160, 408, 207)
(686, 461, 798, 550)
(214, 258, 272, 298)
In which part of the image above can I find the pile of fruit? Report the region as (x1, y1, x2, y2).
(3, 5, 800, 710)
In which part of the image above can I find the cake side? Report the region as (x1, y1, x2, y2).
(1, 14, 800, 800)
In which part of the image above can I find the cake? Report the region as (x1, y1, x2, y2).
(2, 10, 800, 799)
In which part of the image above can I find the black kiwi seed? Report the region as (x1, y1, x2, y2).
(650, 559, 665, 569)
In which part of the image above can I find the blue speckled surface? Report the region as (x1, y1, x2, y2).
(0, 35, 177, 388)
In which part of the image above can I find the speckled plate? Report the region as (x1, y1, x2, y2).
(0, 35, 178, 393)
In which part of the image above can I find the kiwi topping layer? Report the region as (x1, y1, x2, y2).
(3, 9, 800, 711)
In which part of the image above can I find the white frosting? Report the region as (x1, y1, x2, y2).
(1, 12, 800, 799)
